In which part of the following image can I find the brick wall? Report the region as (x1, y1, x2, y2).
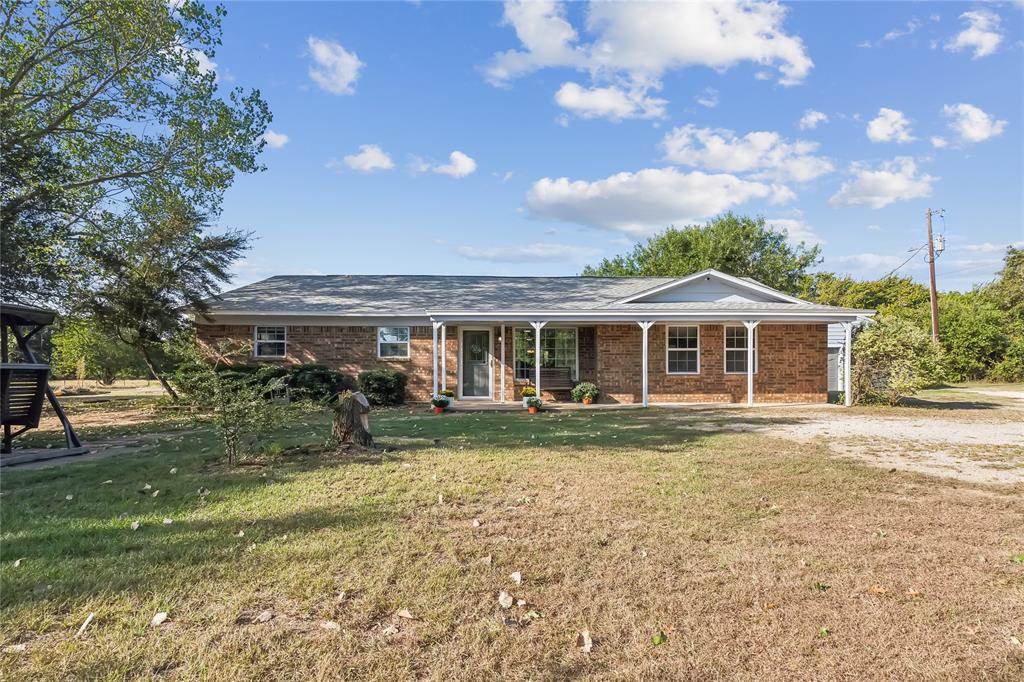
(196, 321, 826, 404)
(196, 324, 437, 401)
(595, 323, 827, 403)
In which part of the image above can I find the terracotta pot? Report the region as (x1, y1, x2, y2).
(433, 406, 444, 414)
(582, 397, 593, 405)
(527, 406, 539, 414)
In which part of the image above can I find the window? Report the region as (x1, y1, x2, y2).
(254, 326, 286, 358)
(513, 328, 577, 381)
(724, 325, 757, 373)
(377, 327, 410, 359)
(666, 325, 699, 374)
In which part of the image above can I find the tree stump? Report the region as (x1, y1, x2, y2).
(332, 391, 373, 448)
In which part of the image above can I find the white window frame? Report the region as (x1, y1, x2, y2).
(512, 326, 579, 382)
(723, 324, 758, 374)
(253, 326, 287, 358)
(665, 325, 700, 375)
(377, 326, 411, 360)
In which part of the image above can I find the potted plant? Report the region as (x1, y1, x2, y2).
(525, 396, 542, 414)
(521, 385, 537, 408)
(431, 394, 450, 414)
(571, 382, 599, 405)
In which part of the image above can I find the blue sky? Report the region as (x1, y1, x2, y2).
(204, 1, 1023, 292)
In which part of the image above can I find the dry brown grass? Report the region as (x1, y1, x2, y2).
(2, 409, 1023, 680)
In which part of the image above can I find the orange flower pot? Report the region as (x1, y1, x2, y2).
(527, 406, 539, 414)
(582, 397, 593, 405)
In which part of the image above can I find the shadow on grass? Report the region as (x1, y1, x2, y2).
(899, 397, 1001, 410)
(1, 500, 391, 611)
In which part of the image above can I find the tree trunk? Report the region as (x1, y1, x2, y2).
(332, 392, 373, 448)
(139, 343, 178, 401)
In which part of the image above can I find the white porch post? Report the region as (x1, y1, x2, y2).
(431, 320, 442, 397)
(530, 321, 546, 396)
(440, 324, 447, 392)
(842, 321, 853, 407)
(637, 321, 654, 407)
(499, 324, 506, 403)
(743, 321, 760, 407)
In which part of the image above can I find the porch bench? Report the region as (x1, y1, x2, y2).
(538, 367, 574, 391)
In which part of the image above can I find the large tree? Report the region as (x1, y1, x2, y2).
(582, 214, 821, 294)
(78, 199, 249, 399)
(800, 273, 929, 317)
(1, 0, 270, 304)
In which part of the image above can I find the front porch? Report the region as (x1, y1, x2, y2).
(429, 317, 857, 408)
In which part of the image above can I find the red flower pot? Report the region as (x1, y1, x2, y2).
(433, 406, 444, 414)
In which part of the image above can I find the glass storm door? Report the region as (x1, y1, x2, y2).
(461, 330, 491, 398)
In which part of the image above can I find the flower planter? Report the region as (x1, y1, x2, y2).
(527, 406, 539, 414)
(581, 397, 593, 405)
(433, 406, 444, 414)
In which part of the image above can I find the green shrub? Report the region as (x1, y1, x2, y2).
(430, 394, 450, 408)
(935, 291, 1009, 382)
(357, 368, 408, 405)
(525, 396, 542, 409)
(570, 382, 599, 402)
(286, 364, 356, 403)
(989, 335, 1024, 382)
(174, 362, 354, 405)
(851, 317, 945, 406)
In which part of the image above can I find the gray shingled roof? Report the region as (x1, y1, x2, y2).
(205, 275, 869, 316)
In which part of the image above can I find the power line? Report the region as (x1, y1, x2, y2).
(880, 242, 929, 278)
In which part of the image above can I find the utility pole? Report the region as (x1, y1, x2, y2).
(925, 208, 940, 343)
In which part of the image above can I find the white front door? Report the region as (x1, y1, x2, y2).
(459, 328, 492, 399)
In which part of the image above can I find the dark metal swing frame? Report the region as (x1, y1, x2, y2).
(1, 302, 87, 466)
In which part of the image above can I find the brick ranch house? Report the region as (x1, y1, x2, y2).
(196, 269, 873, 407)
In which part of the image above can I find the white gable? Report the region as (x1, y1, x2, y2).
(637, 278, 778, 303)
(622, 270, 803, 305)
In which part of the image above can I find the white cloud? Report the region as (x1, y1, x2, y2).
(169, 46, 217, 80)
(930, 136, 948, 148)
(661, 125, 833, 183)
(695, 87, 719, 109)
(883, 18, 922, 41)
(189, 48, 217, 76)
(455, 242, 601, 263)
(766, 218, 825, 246)
(485, 0, 812, 116)
(525, 167, 787, 235)
(407, 155, 432, 174)
(963, 241, 1024, 253)
(866, 108, 915, 143)
(307, 36, 363, 95)
(434, 151, 477, 178)
(866, 224, 882, 231)
(834, 253, 907, 272)
(261, 129, 289, 149)
(798, 109, 828, 130)
(829, 157, 936, 209)
(340, 144, 394, 173)
(941, 103, 1007, 143)
(945, 10, 1003, 59)
(554, 82, 666, 120)
(859, 18, 922, 48)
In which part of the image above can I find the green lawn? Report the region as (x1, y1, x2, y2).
(2, 407, 1022, 680)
